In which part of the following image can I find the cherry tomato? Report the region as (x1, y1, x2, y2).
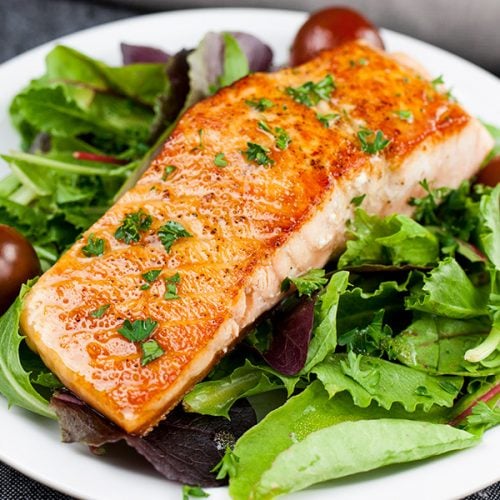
(291, 7, 384, 66)
(0, 225, 41, 315)
(476, 156, 500, 187)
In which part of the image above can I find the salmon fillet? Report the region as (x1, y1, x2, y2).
(21, 42, 493, 435)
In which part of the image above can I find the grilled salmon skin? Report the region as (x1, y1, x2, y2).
(21, 42, 493, 434)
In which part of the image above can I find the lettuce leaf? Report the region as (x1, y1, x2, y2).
(478, 184, 500, 268)
(254, 419, 477, 499)
(0, 284, 55, 418)
(312, 352, 462, 412)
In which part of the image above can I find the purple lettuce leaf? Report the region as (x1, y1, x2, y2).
(184, 31, 273, 109)
(50, 392, 256, 487)
(263, 297, 316, 376)
(121, 43, 170, 65)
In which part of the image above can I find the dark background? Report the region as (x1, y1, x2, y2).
(0, 0, 498, 499)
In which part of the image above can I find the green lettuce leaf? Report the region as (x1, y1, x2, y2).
(217, 33, 249, 88)
(254, 419, 477, 499)
(478, 184, 500, 268)
(301, 271, 349, 373)
(183, 360, 297, 418)
(338, 209, 439, 268)
(312, 352, 462, 412)
(229, 381, 449, 499)
(406, 257, 489, 319)
(0, 285, 56, 419)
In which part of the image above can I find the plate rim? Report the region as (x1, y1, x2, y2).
(0, 7, 498, 500)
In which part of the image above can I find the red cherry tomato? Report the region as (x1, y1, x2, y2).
(291, 7, 384, 66)
(476, 156, 500, 187)
(0, 225, 41, 315)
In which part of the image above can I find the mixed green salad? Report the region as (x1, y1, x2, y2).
(0, 27, 499, 500)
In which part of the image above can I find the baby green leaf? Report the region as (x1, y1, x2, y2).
(281, 268, 328, 297)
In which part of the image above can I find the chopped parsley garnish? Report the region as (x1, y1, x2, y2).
(141, 339, 164, 366)
(164, 272, 181, 300)
(90, 304, 110, 318)
(118, 318, 158, 342)
(158, 221, 192, 253)
(182, 485, 209, 500)
(162, 165, 177, 180)
(214, 152, 228, 168)
(431, 75, 445, 88)
(316, 112, 340, 128)
(212, 446, 240, 480)
(243, 142, 274, 166)
(81, 234, 105, 257)
(245, 98, 274, 111)
(258, 121, 291, 150)
(198, 129, 204, 149)
(349, 58, 368, 67)
(140, 269, 162, 290)
(115, 210, 153, 244)
(351, 194, 366, 207)
(357, 129, 391, 154)
(281, 268, 328, 297)
(395, 110, 414, 122)
(285, 74, 335, 107)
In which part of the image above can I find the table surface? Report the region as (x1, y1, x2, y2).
(0, 1, 499, 499)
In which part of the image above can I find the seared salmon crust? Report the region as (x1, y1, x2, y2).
(21, 42, 493, 434)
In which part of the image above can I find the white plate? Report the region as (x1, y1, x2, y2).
(0, 8, 499, 500)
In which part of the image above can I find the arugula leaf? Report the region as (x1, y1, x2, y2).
(301, 271, 349, 373)
(0, 284, 56, 419)
(254, 419, 477, 498)
(118, 318, 158, 342)
(141, 339, 164, 366)
(338, 209, 439, 268)
(217, 33, 249, 89)
(183, 360, 297, 418)
(281, 268, 327, 297)
(158, 221, 192, 252)
(406, 257, 489, 318)
(313, 353, 463, 412)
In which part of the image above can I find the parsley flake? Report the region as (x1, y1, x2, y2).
(90, 304, 110, 318)
(81, 234, 105, 257)
(285, 74, 335, 107)
(162, 165, 177, 180)
(351, 194, 366, 207)
(245, 98, 274, 111)
(395, 110, 414, 123)
(182, 485, 209, 500)
(281, 268, 328, 296)
(141, 269, 162, 289)
(214, 152, 228, 168)
(316, 112, 340, 128)
(158, 221, 192, 253)
(258, 122, 291, 150)
(211, 446, 240, 480)
(243, 142, 274, 166)
(357, 129, 391, 154)
(141, 339, 164, 366)
(115, 210, 153, 244)
(118, 318, 158, 342)
(431, 75, 445, 88)
(164, 272, 181, 300)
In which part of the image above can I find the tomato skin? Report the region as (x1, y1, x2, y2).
(0, 225, 41, 315)
(476, 156, 500, 187)
(291, 7, 384, 66)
